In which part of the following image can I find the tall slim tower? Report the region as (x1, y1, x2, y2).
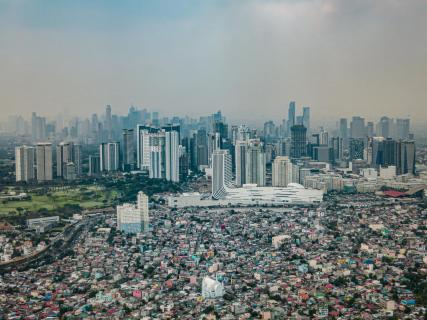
(272, 156, 292, 187)
(122, 129, 135, 171)
(302, 107, 310, 132)
(36, 143, 53, 181)
(15, 146, 35, 182)
(287, 101, 296, 136)
(245, 140, 266, 186)
(164, 125, 180, 182)
(235, 140, 247, 186)
(211, 149, 233, 200)
(290, 125, 307, 159)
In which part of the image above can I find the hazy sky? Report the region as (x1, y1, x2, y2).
(1, 0, 426, 123)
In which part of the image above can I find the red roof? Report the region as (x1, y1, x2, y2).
(383, 190, 405, 198)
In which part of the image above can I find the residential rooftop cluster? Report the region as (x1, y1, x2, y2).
(1, 194, 426, 319)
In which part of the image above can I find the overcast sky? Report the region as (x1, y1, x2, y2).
(0, 0, 426, 123)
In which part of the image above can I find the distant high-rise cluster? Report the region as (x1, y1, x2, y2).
(9, 102, 417, 187)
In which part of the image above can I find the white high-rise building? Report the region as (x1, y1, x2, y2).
(36, 143, 53, 181)
(245, 140, 266, 187)
(149, 132, 166, 179)
(137, 125, 155, 170)
(272, 156, 292, 187)
(165, 128, 180, 182)
(212, 149, 233, 200)
(117, 191, 149, 234)
(15, 146, 35, 182)
(107, 142, 120, 171)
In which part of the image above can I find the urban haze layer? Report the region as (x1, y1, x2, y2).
(1, 1, 427, 319)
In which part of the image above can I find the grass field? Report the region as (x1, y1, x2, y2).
(0, 185, 119, 215)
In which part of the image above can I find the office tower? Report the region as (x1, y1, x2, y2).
(149, 132, 166, 179)
(349, 138, 364, 160)
(319, 128, 329, 145)
(245, 140, 266, 186)
(236, 125, 251, 142)
(36, 143, 53, 181)
(213, 120, 228, 141)
(272, 156, 292, 187)
(88, 155, 100, 176)
(302, 107, 310, 132)
(74, 144, 82, 176)
(178, 145, 189, 181)
(371, 138, 397, 168)
(263, 121, 276, 140)
(290, 125, 307, 158)
(117, 191, 149, 234)
(136, 125, 160, 170)
(31, 112, 47, 141)
(56, 142, 74, 178)
(287, 101, 296, 136)
(195, 128, 209, 168)
(396, 118, 410, 139)
(65, 163, 77, 180)
(235, 140, 247, 186)
(15, 146, 35, 182)
(211, 149, 233, 200)
(164, 125, 180, 182)
(350, 116, 366, 139)
(151, 112, 160, 127)
(122, 129, 135, 171)
(296, 116, 303, 125)
(105, 105, 112, 139)
(366, 122, 374, 137)
(396, 140, 415, 175)
(107, 142, 120, 171)
(339, 118, 348, 148)
(331, 137, 343, 162)
(99, 143, 108, 172)
(377, 116, 392, 138)
(313, 146, 334, 162)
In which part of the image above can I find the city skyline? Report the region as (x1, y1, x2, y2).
(1, 0, 427, 121)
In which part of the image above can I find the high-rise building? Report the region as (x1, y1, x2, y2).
(350, 116, 366, 139)
(56, 142, 82, 179)
(137, 125, 158, 170)
(349, 138, 364, 160)
(36, 143, 53, 181)
(396, 140, 415, 175)
(396, 118, 410, 140)
(331, 137, 343, 162)
(377, 116, 392, 138)
(211, 149, 233, 200)
(149, 132, 166, 179)
(122, 129, 135, 171)
(15, 146, 35, 182)
(302, 107, 310, 132)
(287, 101, 296, 136)
(339, 118, 348, 148)
(245, 140, 266, 187)
(366, 122, 374, 137)
(99, 142, 120, 172)
(164, 125, 180, 182)
(107, 142, 120, 171)
(290, 125, 307, 159)
(88, 155, 100, 176)
(235, 140, 247, 186)
(105, 105, 112, 139)
(117, 191, 149, 234)
(272, 156, 292, 187)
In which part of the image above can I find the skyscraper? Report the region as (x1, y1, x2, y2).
(396, 118, 410, 140)
(88, 155, 100, 176)
(245, 140, 266, 186)
(107, 142, 120, 171)
(396, 140, 415, 175)
(117, 191, 149, 234)
(235, 140, 247, 186)
(36, 143, 53, 181)
(105, 105, 112, 139)
(349, 138, 364, 160)
(164, 125, 180, 182)
(339, 118, 348, 148)
(149, 132, 166, 179)
(56, 142, 75, 179)
(302, 107, 310, 132)
(15, 146, 35, 182)
(287, 101, 296, 136)
(350, 116, 366, 139)
(211, 149, 233, 200)
(122, 129, 135, 171)
(290, 125, 307, 159)
(272, 156, 292, 187)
